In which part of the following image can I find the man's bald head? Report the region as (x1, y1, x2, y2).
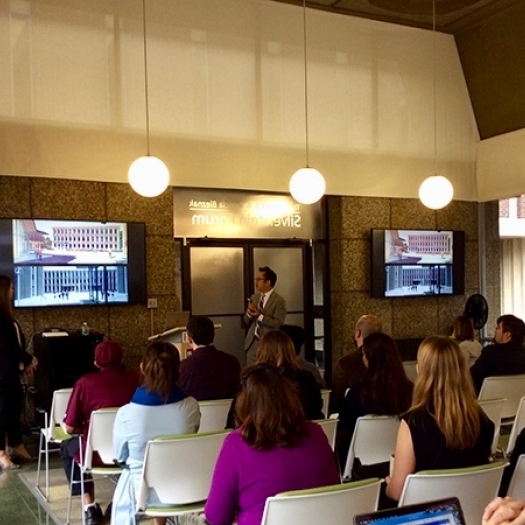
(354, 315, 382, 348)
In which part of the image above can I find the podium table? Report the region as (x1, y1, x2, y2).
(148, 325, 221, 358)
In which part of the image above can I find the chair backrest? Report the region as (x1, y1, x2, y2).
(478, 375, 525, 420)
(320, 389, 331, 418)
(261, 478, 381, 525)
(136, 430, 229, 510)
(506, 397, 525, 456)
(314, 418, 338, 451)
(403, 361, 418, 383)
(49, 388, 73, 430)
(83, 408, 119, 469)
(398, 462, 508, 525)
(507, 454, 525, 500)
(198, 399, 232, 433)
(477, 398, 505, 454)
(342, 415, 400, 481)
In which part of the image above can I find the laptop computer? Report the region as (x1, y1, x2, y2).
(354, 497, 466, 525)
(163, 310, 190, 332)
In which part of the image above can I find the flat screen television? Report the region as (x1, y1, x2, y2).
(0, 219, 146, 307)
(371, 229, 465, 298)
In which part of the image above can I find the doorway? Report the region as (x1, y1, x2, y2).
(181, 240, 312, 366)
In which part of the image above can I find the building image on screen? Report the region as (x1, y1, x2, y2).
(11, 219, 129, 307)
(384, 230, 454, 297)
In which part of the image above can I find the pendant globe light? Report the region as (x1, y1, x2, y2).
(418, 0, 453, 210)
(289, 0, 326, 205)
(128, 0, 170, 198)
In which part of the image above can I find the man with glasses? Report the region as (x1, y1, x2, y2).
(243, 266, 287, 365)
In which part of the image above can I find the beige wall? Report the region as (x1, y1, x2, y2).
(327, 196, 500, 363)
(0, 0, 479, 200)
(0, 175, 502, 372)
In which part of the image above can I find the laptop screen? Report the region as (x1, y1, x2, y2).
(354, 498, 465, 525)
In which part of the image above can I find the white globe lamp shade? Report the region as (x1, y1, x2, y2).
(128, 156, 170, 197)
(418, 175, 454, 210)
(289, 167, 326, 205)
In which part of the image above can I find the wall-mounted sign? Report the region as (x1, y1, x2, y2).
(173, 188, 324, 240)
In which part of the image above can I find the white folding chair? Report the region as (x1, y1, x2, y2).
(136, 430, 230, 521)
(342, 415, 400, 481)
(478, 375, 525, 424)
(35, 388, 73, 500)
(314, 418, 338, 451)
(261, 478, 381, 525)
(402, 361, 418, 383)
(320, 389, 331, 418)
(398, 461, 508, 525)
(507, 454, 525, 500)
(198, 399, 232, 432)
(66, 408, 122, 525)
(478, 398, 506, 455)
(505, 397, 525, 457)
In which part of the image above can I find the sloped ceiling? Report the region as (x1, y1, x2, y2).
(271, 0, 525, 139)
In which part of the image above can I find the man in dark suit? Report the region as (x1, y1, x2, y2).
(243, 266, 287, 365)
(471, 314, 525, 393)
(329, 314, 382, 415)
(179, 315, 241, 400)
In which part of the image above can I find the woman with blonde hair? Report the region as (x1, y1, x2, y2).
(256, 329, 324, 421)
(452, 315, 482, 362)
(227, 329, 323, 427)
(386, 335, 494, 501)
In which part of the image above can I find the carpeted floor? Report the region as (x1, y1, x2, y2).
(19, 468, 116, 525)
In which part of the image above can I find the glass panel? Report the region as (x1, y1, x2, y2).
(253, 247, 304, 312)
(208, 315, 246, 367)
(313, 242, 325, 305)
(190, 247, 244, 315)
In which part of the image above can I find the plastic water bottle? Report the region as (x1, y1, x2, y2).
(81, 322, 90, 336)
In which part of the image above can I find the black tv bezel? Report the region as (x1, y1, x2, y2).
(370, 229, 465, 298)
(0, 219, 146, 307)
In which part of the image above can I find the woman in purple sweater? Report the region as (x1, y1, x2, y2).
(205, 364, 339, 525)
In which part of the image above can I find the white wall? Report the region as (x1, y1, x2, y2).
(0, 0, 479, 200)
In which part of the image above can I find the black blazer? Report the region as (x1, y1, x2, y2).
(0, 314, 31, 382)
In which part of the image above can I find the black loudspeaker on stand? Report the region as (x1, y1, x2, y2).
(33, 331, 104, 412)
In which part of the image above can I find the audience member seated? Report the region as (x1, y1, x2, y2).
(179, 315, 241, 400)
(471, 314, 525, 394)
(452, 315, 482, 363)
(59, 341, 140, 525)
(483, 497, 525, 525)
(279, 323, 327, 389)
(329, 314, 382, 415)
(386, 336, 494, 503)
(227, 330, 324, 426)
(337, 333, 413, 476)
(205, 364, 339, 525)
(111, 341, 200, 525)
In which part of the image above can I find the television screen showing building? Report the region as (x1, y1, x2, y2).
(383, 230, 454, 297)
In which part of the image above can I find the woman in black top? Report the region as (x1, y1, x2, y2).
(0, 275, 38, 469)
(337, 333, 413, 474)
(386, 336, 494, 501)
(227, 330, 323, 427)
